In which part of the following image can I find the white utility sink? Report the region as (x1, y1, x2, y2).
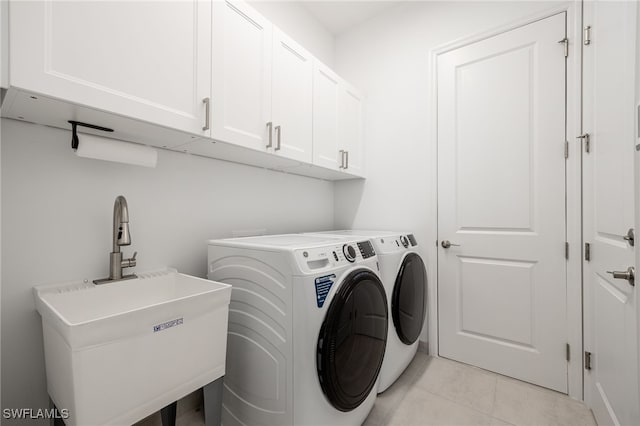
(34, 268, 231, 426)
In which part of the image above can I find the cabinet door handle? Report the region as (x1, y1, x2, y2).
(202, 98, 210, 131)
(266, 122, 273, 148)
(275, 125, 281, 151)
(584, 25, 591, 45)
(345, 150, 349, 169)
(339, 150, 345, 168)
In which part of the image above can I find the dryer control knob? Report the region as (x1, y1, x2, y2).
(343, 244, 356, 262)
(400, 236, 409, 248)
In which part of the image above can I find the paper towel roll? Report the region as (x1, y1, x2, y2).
(75, 133, 158, 168)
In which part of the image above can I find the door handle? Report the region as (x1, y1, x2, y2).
(266, 122, 273, 148)
(577, 133, 590, 153)
(202, 97, 210, 131)
(345, 150, 349, 169)
(339, 150, 345, 168)
(275, 125, 281, 151)
(606, 267, 635, 286)
(624, 228, 635, 247)
(441, 240, 461, 249)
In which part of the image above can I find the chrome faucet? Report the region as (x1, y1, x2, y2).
(94, 195, 137, 284)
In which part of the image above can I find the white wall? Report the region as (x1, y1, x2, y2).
(248, 0, 334, 67)
(332, 1, 562, 345)
(0, 118, 334, 420)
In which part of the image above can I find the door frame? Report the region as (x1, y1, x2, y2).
(635, 1, 640, 412)
(427, 1, 583, 399)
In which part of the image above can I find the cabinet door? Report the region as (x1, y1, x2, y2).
(212, 0, 273, 151)
(339, 85, 364, 176)
(9, 0, 211, 137)
(312, 62, 341, 170)
(272, 28, 313, 163)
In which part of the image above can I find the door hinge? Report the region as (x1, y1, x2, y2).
(566, 343, 570, 362)
(558, 37, 569, 57)
(565, 242, 569, 260)
(585, 351, 592, 370)
(584, 25, 591, 45)
(564, 141, 569, 159)
(577, 133, 590, 153)
(585, 242, 591, 261)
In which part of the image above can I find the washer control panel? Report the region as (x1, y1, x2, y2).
(295, 240, 377, 272)
(343, 244, 357, 262)
(373, 234, 419, 254)
(357, 240, 376, 259)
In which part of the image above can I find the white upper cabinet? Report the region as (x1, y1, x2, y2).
(312, 62, 364, 176)
(211, 1, 312, 163)
(271, 28, 313, 163)
(4, 0, 364, 180)
(211, 0, 272, 151)
(339, 84, 364, 176)
(312, 62, 341, 170)
(8, 0, 212, 137)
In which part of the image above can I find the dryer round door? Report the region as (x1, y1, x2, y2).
(317, 269, 388, 412)
(392, 252, 427, 345)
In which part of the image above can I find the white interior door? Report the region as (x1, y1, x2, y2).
(272, 28, 313, 163)
(437, 13, 568, 392)
(583, 2, 639, 425)
(211, 0, 272, 151)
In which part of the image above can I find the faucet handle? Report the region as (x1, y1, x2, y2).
(122, 251, 137, 269)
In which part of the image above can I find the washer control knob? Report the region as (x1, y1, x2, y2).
(400, 235, 409, 248)
(343, 244, 356, 262)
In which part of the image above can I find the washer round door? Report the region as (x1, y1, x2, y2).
(392, 252, 427, 345)
(317, 269, 388, 412)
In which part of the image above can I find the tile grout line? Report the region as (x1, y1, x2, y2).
(383, 356, 432, 424)
(490, 375, 499, 418)
(409, 360, 499, 417)
(490, 377, 527, 425)
(419, 386, 497, 419)
(391, 382, 520, 426)
(387, 355, 593, 426)
(380, 355, 432, 425)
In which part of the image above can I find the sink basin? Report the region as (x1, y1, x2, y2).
(34, 268, 231, 426)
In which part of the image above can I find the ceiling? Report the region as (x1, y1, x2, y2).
(302, 1, 402, 36)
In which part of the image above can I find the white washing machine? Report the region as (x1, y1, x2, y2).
(207, 234, 388, 426)
(306, 230, 427, 393)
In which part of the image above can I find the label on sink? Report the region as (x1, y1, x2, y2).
(153, 317, 183, 333)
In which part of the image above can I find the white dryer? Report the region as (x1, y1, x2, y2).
(306, 230, 427, 393)
(207, 234, 388, 426)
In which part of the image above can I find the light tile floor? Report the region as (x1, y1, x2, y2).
(365, 352, 597, 426)
(135, 398, 205, 426)
(136, 352, 597, 426)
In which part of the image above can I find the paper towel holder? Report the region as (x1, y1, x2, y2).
(68, 120, 114, 150)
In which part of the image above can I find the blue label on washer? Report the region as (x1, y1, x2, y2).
(314, 274, 336, 308)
